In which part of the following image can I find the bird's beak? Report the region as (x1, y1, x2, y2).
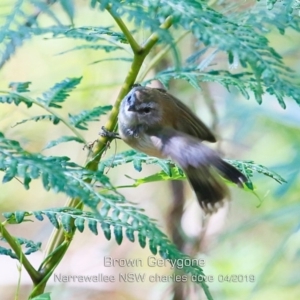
(126, 89, 137, 112)
(127, 104, 136, 112)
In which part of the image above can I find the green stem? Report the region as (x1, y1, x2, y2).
(107, 7, 142, 54)
(30, 241, 69, 299)
(86, 15, 174, 171)
(138, 31, 189, 82)
(0, 222, 41, 284)
(44, 198, 83, 256)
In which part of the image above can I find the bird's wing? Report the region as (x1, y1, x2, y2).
(164, 92, 217, 143)
(151, 128, 246, 213)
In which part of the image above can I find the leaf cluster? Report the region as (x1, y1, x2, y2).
(90, 0, 300, 107)
(0, 130, 212, 292)
(0, 237, 41, 259)
(2, 0, 300, 107)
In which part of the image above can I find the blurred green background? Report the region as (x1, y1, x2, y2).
(0, 1, 300, 299)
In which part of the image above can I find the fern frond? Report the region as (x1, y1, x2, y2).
(0, 132, 118, 208)
(143, 66, 300, 108)
(100, 150, 286, 191)
(56, 44, 122, 55)
(69, 105, 112, 130)
(90, 57, 133, 65)
(239, 1, 300, 34)
(37, 77, 82, 108)
(0, 81, 33, 107)
(0, 0, 29, 68)
(59, 0, 75, 24)
(143, 68, 255, 100)
(31, 25, 129, 43)
(0, 0, 62, 69)
(12, 115, 61, 128)
(226, 159, 287, 190)
(8, 81, 32, 92)
(30, 0, 63, 26)
(44, 136, 85, 149)
(0, 236, 41, 259)
(3, 207, 212, 293)
(99, 150, 176, 176)
(0, 132, 213, 293)
(93, 0, 300, 107)
(122, 167, 186, 188)
(0, 92, 33, 108)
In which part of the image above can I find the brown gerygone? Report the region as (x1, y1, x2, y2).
(118, 85, 247, 214)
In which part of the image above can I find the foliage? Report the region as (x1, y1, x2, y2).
(0, 237, 41, 259)
(0, 0, 299, 299)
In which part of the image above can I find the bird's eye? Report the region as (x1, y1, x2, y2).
(143, 107, 151, 113)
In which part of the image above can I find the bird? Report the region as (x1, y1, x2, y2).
(117, 85, 247, 214)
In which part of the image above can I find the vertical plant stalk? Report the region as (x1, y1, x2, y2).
(30, 12, 174, 298)
(0, 223, 41, 284)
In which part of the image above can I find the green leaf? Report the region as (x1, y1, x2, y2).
(126, 228, 135, 242)
(111, 209, 120, 221)
(99, 150, 174, 174)
(125, 167, 186, 188)
(0, 93, 33, 108)
(101, 222, 111, 240)
(0, 237, 42, 259)
(2, 167, 16, 183)
(226, 159, 287, 185)
(45, 212, 59, 229)
(0, 246, 17, 259)
(2, 212, 13, 219)
(149, 239, 158, 255)
(131, 219, 139, 230)
(59, 0, 75, 24)
(44, 136, 85, 150)
(100, 203, 111, 217)
(12, 115, 61, 128)
(69, 105, 112, 130)
(133, 159, 142, 172)
(143, 68, 254, 102)
(74, 217, 85, 232)
(57, 44, 122, 56)
(88, 220, 98, 235)
(8, 81, 31, 92)
(69, 26, 128, 43)
(33, 211, 44, 221)
(15, 211, 26, 223)
(114, 225, 123, 245)
(38, 77, 82, 108)
(61, 214, 72, 233)
(90, 57, 133, 65)
(138, 230, 147, 248)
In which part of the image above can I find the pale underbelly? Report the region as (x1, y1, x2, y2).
(121, 134, 165, 158)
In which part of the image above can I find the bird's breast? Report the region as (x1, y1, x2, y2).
(119, 124, 165, 158)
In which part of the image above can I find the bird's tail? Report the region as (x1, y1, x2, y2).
(185, 158, 247, 214)
(158, 128, 248, 214)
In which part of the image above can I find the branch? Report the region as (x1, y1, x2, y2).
(0, 222, 41, 284)
(106, 6, 142, 54)
(86, 15, 174, 171)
